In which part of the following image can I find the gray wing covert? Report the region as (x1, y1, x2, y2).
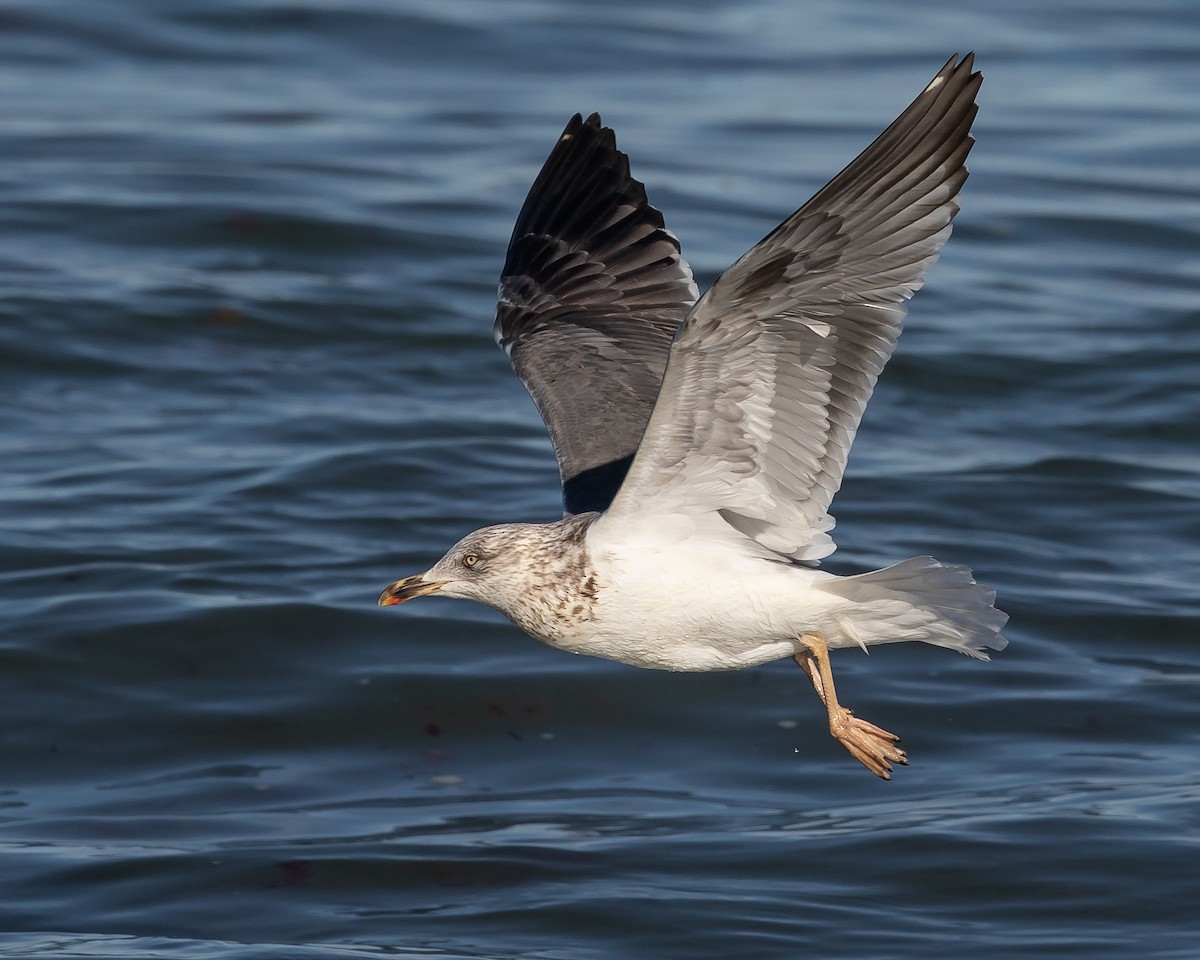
(494, 113, 699, 515)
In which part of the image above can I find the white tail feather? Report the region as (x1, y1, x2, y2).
(818, 556, 1008, 659)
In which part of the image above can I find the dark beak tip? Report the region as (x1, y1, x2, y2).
(378, 574, 443, 608)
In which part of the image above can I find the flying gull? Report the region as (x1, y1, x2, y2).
(379, 54, 1007, 779)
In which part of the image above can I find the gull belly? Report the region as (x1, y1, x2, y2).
(570, 535, 835, 672)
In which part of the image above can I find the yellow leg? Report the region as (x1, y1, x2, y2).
(794, 632, 907, 780)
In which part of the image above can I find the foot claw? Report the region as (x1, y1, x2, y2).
(831, 708, 907, 780)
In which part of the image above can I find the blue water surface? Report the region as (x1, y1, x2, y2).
(2, 1, 1198, 957)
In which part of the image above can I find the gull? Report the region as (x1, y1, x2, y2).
(379, 54, 1007, 779)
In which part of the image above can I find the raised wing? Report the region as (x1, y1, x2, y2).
(602, 55, 981, 562)
(494, 113, 699, 515)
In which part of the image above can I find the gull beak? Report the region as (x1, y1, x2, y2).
(378, 574, 448, 606)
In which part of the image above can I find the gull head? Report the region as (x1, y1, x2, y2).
(378, 524, 530, 608)
(377, 516, 597, 637)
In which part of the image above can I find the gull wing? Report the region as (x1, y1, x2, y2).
(494, 113, 699, 516)
(602, 55, 981, 562)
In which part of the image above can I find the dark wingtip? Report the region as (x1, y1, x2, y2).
(944, 51, 981, 87)
(557, 112, 606, 146)
(931, 52, 980, 87)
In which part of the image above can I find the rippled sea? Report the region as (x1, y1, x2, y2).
(3, 1, 1199, 957)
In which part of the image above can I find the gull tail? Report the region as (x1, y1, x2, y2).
(819, 556, 1008, 659)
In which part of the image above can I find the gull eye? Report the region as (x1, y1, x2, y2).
(462, 553, 479, 569)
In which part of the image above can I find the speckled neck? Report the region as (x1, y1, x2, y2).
(498, 513, 600, 643)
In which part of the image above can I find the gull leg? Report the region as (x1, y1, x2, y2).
(793, 632, 907, 780)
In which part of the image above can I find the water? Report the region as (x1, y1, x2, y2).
(2, 1, 1198, 957)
